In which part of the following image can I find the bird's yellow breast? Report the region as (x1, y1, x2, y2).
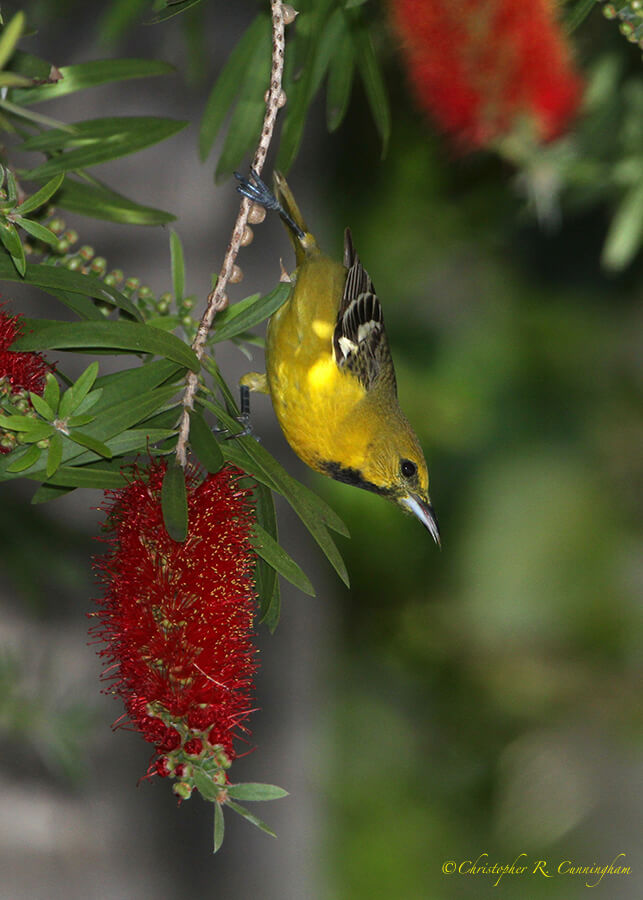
(265, 256, 377, 473)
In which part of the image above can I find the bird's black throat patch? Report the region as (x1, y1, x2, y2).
(321, 461, 395, 498)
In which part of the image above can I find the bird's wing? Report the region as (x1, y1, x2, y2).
(333, 228, 397, 394)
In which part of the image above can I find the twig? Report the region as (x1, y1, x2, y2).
(175, 0, 287, 467)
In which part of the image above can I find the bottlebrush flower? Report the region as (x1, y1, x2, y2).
(92, 459, 259, 801)
(0, 307, 51, 453)
(391, 0, 583, 150)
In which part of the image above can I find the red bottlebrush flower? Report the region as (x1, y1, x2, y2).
(391, 0, 583, 150)
(92, 460, 259, 800)
(0, 307, 52, 453)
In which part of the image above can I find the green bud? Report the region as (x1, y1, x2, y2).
(158, 292, 173, 305)
(55, 239, 70, 254)
(138, 285, 153, 300)
(66, 256, 82, 271)
(109, 269, 124, 284)
(63, 229, 78, 245)
(157, 300, 170, 314)
(48, 218, 65, 234)
(173, 782, 193, 800)
(91, 257, 107, 275)
(36, 438, 50, 449)
(0, 434, 16, 449)
(124, 277, 140, 292)
(79, 245, 95, 261)
(181, 315, 193, 327)
(180, 297, 194, 310)
(103, 274, 116, 287)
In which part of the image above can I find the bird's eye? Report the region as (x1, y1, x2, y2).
(400, 459, 417, 479)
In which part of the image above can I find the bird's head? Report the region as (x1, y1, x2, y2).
(348, 423, 441, 546)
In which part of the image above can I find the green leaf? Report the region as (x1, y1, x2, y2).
(170, 228, 185, 302)
(214, 19, 271, 182)
(13, 320, 199, 371)
(13, 422, 54, 443)
(72, 388, 102, 416)
(226, 783, 288, 802)
(5, 168, 18, 205)
(149, 0, 204, 24)
(326, 23, 354, 132)
(4, 49, 52, 81)
(22, 117, 189, 180)
(251, 523, 315, 596)
(225, 800, 276, 838)
(52, 176, 175, 226)
(6, 443, 41, 473)
(350, 14, 390, 157)
(58, 385, 76, 420)
(0, 220, 26, 275)
(68, 362, 99, 413)
(13, 173, 64, 216)
(46, 431, 63, 477)
(0, 72, 32, 87)
(68, 430, 112, 458)
(37, 464, 127, 490)
(261, 578, 281, 634)
(31, 483, 75, 503)
(1, 414, 45, 431)
(211, 283, 290, 344)
(253, 481, 278, 624)
(0, 12, 25, 72)
(66, 412, 96, 427)
(11, 58, 176, 105)
(0, 257, 143, 321)
(43, 372, 60, 412)
(566, 0, 598, 33)
(213, 800, 225, 854)
(70, 427, 177, 464)
(15, 216, 58, 246)
(93, 359, 183, 412)
(29, 392, 55, 421)
(188, 410, 223, 473)
(162, 462, 188, 542)
(199, 15, 267, 161)
(193, 768, 220, 802)
(602, 180, 643, 271)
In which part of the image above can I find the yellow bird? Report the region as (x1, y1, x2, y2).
(236, 170, 440, 544)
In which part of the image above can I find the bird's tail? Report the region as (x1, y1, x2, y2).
(235, 169, 318, 266)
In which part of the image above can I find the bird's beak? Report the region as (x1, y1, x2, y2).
(401, 493, 441, 547)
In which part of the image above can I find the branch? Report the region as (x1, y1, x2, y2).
(175, 0, 288, 467)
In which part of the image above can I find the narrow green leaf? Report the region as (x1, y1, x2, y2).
(211, 283, 290, 344)
(46, 431, 63, 477)
(199, 15, 267, 161)
(43, 372, 60, 412)
(213, 801, 225, 854)
(149, 0, 204, 24)
(70, 427, 177, 465)
(29, 392, 55, 421)
(11, 59, 176, 105)
(52, 176, 175, 226)
(602, 180, 643, 271)
(162, 462, 188, 542)
(170, 229, 185, 302)
(66, 412, 96, 427)
(37, 464, 127, 490)
(225, 800, 276, 838)
(326, 22, 354, 132)
(226, 783, 288, 802)
(0, 257, 143, 321)
(15, 217, 58, 246)
(58, 386, 76, 420)
(69, 430, 112, 458)
(0, 220, 26, 275)
(13, 173, 64, 216)
(1, 414, 45, 431)
(23, 117, 189, 180)
(188, 410, 223, 473)
(350, 14, 390, 157)
(261, 579, 281, 634)
(566, 0, 598, 33)
(31, 483, 74, 503)
(71, 388, 102, 416)
(214, 22, 271, 182)
(5, 168, 18, 205)
(0, 12, 25, 72)
(13, 320, 199, 371)
(0, 72, 32, 88)
(68, 362, 99, 412)
(253, 481, 278, 623)
(6, 443, 41, 472)
(13, 422, 54, 443)
(4, 49, 52, 81)
(193, 768, 220, 802)
(252, 523, 315, 596)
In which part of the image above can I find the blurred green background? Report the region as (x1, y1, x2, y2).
(0, 2, 641, 898)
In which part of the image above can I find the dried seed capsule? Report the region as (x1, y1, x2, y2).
(248, 203, 266, 224)
(277, 89, 287, 109)
(240, 224, 254, 246)
(229, 264, 243, 284)
(283, 4, 298, 25)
